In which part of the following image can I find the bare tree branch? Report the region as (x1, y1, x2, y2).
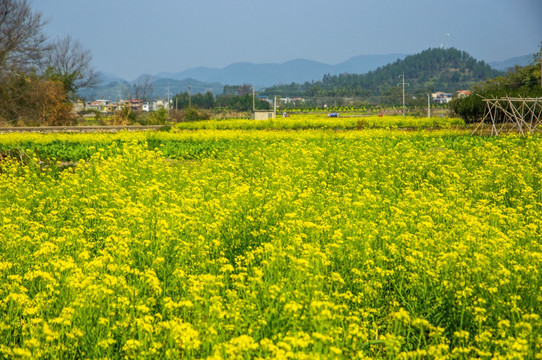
(0, 0, 49, 79)
(44, 35, 98, 94)
(133, 75, 154, 101)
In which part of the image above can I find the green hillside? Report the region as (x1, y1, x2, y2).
(265, 48, 503, 103)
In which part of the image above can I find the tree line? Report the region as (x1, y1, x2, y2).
(0, 0, 96, 126)
(172, 88, 271, 112)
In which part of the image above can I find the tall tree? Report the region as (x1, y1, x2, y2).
(44, 35, 98, 97)
(0, 0, 99, 125)
(132, 75, 154, 101)
(0, 0, 49, 79)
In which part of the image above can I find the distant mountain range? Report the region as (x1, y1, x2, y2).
(78, 75, 223, 101)
(79, 53, 408, 100)
(156, 54, 408, 88)
(78, 52, 535, 100)
(488, 54, 534, 71)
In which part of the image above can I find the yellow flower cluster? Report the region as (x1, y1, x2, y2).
(173, 115, 464, 131)
(0, 123, 541, 359)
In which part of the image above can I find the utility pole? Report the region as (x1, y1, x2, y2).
(402, 73, 406, 117)
(188, 83, 192, 108)
(252, 86, 255, 113)
(398, 73, 409, 118)
(427, 94, 431, 118)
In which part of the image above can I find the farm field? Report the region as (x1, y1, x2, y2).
(173, 115, 465, 131)
(0, 116, 541, 359)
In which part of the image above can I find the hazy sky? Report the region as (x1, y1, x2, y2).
(31, 0, 541, 81)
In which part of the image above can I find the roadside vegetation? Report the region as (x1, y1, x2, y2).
(449, 53, 542, 123)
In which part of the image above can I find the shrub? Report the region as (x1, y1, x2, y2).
(146, 107, 169, 125)
(112, 107, 137, 125)
(176, 107, 211, 122)
(448, 94, 485, 123)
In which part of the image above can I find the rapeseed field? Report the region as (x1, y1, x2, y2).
(0, 120, 541, 359)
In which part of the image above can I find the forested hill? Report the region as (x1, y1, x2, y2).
(265, 48, 503, 98)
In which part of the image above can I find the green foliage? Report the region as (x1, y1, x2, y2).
(448, 94, 485, 124)
(450, 55, 542, 123)
(89, 109, 105, 125)
(112, 106, 137, 125)
(171, 91, 271, 113)
(215, 94, 270, 112)
(172, 91, 215, 109)
(44, 67, 79, 97)
(146, 107, 169, 125)
(180, 107, 211, 122)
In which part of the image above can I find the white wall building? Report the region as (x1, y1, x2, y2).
(142, 100, 169, 112)
(431, 92, 452, 104)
